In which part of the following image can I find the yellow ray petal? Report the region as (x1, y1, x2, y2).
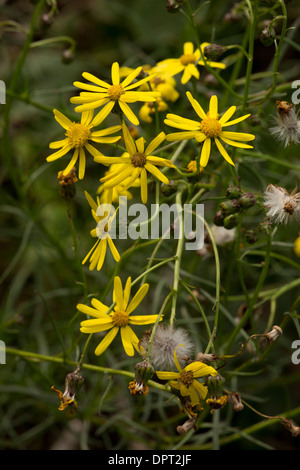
(209, 95, 218, 119)
(199, 137, 211, 167)
(126, 283, 149, 314)
(94, 327, 119, 355)
(214, 137, 235, 165)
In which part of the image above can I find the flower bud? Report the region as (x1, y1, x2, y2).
(204, 44, 228, 61)
(238, 192, 257, 209)
(213, 210, 225, 227)
(219, 199, 240, 215)
(223, 213, 239, 229)
(226, 184, 242, 199)
(245, 229, 258, 245)
(260, 24, 276, 47)
(62, 48, 75, 64)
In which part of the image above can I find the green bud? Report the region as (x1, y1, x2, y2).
(226, 184, 242, 199)
(203, 44, 228, 61)
(238, 192, 257, 209)
(245, 229, 258, 244)
(134, 360, 154, 385)
(213, 210, 225, 227)
(223, 213, 239, 229)
(219, 199, 240, 215)
(260, 25, 276, 47)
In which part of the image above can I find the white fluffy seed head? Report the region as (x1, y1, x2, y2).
(263, 184, 300, 224)
(269, 102, 300, 147)
(138, 324, 194, 371)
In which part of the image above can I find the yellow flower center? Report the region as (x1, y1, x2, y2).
(179, 370, 194, 387)
(66, 123, 91, 148)
(112, 310, 129, 327)
(131, 152, 147, 168)
(107, 84, 125, 101)
(180, 53, 196, 66)
(200, 117, 222, 138)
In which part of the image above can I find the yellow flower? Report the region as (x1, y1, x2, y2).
(187, 160, 204, 174)
(156, 347, 218, 407)
(95, 122, 176, 204)
(97, 163, 140, 205)
(77, 276, 161, 356)
(47, 109, 121, 179)
(155, 42, 226, 85)
(70, 62, 161, 126)
(165, 92, 255, 168)
(294, 236, 300, 257)
(139, 98, 168, 123)
(82, 191, 120, 271)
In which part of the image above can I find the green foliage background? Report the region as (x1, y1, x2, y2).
(0, 0, 300, 450)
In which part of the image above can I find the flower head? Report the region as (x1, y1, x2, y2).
(269, 100, 300, 147)
(139, 324, 194, 370)
(263, 184, 300, 224)
(165, 91, 255, 167)
(70, 62, 161, 126)
(96, 163, 140, 204)
(95, 122, 176, 204)
(165, 92, 255, 168)
(81, 192, 121, 271)
(155, 42, 226, 85)
(156, 346, 218, 407)
(77, 276, 161, 356)
(47, 109, 121, 179)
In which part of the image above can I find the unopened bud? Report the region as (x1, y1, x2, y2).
(62, 48, 75, 64)
(213, 210, 225, 227)
(220, 199, 240, 215)
(238, 192, 257, 209)
(223, 213, 239, 229)
(226, 184, 242, 199)
(245, 229, 258, 245)
(260, 24, 276, 47)
(204, 44, 228, 61)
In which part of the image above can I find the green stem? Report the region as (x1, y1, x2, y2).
(4, 347, 169, 392)
(242, 0, 257, 112)
(170, 190, 185, 326)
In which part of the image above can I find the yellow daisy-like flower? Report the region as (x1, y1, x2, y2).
(156, 347, 218, 407)
(155, 42, 226, 85)
(82, 191, 120, 271)
(47, 109, 121, 179)
(139, 98, 168, 124)
(97, 163, 140, 205)
(70, 62, 161, 126)
(95, 122, 176, 204)
(165, 91, 255, 168)
(77, 276, 160, 356)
